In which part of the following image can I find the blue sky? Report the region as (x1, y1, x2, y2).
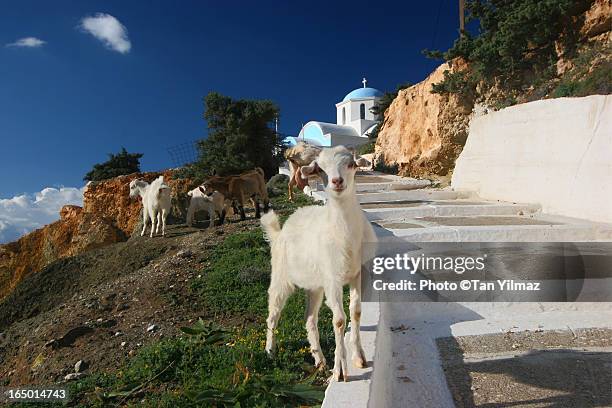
(0, 0, 461, 241)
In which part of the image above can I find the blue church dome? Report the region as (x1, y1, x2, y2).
(343, 87, 383, 102)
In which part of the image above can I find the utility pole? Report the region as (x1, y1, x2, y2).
(459, 0, 465, 36)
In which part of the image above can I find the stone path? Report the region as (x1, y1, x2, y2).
(315, 171, 612, 408)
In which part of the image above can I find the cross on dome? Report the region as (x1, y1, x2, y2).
(362, 77, 367, 88)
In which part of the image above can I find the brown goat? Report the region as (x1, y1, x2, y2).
(284, 142, 322, 201)
(201, 168, 269, 220)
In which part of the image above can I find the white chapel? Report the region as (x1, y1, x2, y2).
(292, 78, 383, 147)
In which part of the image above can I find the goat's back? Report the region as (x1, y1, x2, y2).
(284, 143, 321, 167)
(270, 204, 365, 288)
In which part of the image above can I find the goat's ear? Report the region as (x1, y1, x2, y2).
(353, 156, 371, 168)
(300, 161, 319, 178)
(198, 186, 205, 194)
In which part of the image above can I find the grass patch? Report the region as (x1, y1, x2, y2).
(39, 191, 342, 407)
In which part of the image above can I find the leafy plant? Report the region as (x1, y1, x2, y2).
(374, 156, 399, 175)
(425, 0, 592, 100)
(83, 147, 143, 182)
(189, 92, 285, 180)
(356, 141, 375, 156)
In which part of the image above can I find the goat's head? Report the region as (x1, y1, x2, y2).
(198, 186, 216, 197)
(199, 179, 217, 196)
(300, 145, 369, 198)
(129, 179, 148, 198)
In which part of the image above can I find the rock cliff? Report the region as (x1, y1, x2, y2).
(0, 171, 194, 300)
(374, 59, 473, 178)
(375, 0, 609, 179)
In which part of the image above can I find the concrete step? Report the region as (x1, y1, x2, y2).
(355, 179, 430, 193)
(357, 189, 468, 203)
(364, 200, 540, 220)
(379, 221, 612, 242)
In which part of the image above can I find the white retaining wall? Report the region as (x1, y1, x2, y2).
(452, 95, 612, 223)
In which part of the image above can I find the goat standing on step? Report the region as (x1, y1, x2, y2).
(129, 176, 172, 237)
(261, 145, 377, 382)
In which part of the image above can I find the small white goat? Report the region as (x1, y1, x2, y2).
(261, 145, 376, 382)
(186, 187, 227, 228)
(129, 176, 172, 237)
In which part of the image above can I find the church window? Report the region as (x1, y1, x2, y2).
(360, 103, 366, 120)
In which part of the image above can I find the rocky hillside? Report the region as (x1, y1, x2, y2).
(375, 0, 610, 179)
(0, 188, 329, 407)
(0, 172, 195, 300)
(375, 58, 472, 178)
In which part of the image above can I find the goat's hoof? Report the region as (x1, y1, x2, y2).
(353, 356, 367, 369)
(328, 372, 348, 383)
(329, 366, 348, 383)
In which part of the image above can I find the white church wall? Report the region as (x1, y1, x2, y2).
(330, 133, 370, 148)
(336, 102, 351, 125)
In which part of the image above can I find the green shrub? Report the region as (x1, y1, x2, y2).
(374, 160, 399, 175)
(552, 61, 612, 98)
(426, 0, 592, 98)
(356, 141, 375, 156)
(83, 147, 143, 182)
(188, 92, 285, 180)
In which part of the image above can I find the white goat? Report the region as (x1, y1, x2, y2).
(129, 176, 172, 237)
(186, 187, 227, 228)
(261, 145, 376, 382)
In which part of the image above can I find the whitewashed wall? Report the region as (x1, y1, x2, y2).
(452, 95, 612, 223)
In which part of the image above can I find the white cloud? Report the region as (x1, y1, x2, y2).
(6, 37, 46, 48)
(79, 13, 131, 54)
(0, 186, 84, 244)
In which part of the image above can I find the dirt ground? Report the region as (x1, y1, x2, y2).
(0, 218, 259, 387)
(437, 328, 612, 408)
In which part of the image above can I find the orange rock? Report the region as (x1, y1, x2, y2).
(375, 59, 473, 178)
(0, 170, 195, 300)
(581, 0, 611, 39)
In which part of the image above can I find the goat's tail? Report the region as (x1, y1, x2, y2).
(260, 210, 281, 243)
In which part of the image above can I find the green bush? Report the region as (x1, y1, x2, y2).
(356, 141, 375, 156)
(374, 160, 399, 175)
(552, 61, 612, 98)
(188, 92, 285, 180)
(426, 0, 592, 98)
(83, 147, 143, 182)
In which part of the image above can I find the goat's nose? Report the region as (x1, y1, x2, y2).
(332, 177, 344, 186)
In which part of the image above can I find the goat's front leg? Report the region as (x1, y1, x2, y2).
(218, 209, 226, 225)
(287, 179, 294, 202)
(161, 209, 167, 236)
(141, 209, 149, 237)
(325, 285, 348, 382)
(208, 207, 215, 229)
(265, 282, 293, 355)
(150, 210, 158, 238)
(186, 205, 194, 227)
(349, 276, 367, 368)
(305, 288, 326, 369)
(252, 196, 261, 218)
